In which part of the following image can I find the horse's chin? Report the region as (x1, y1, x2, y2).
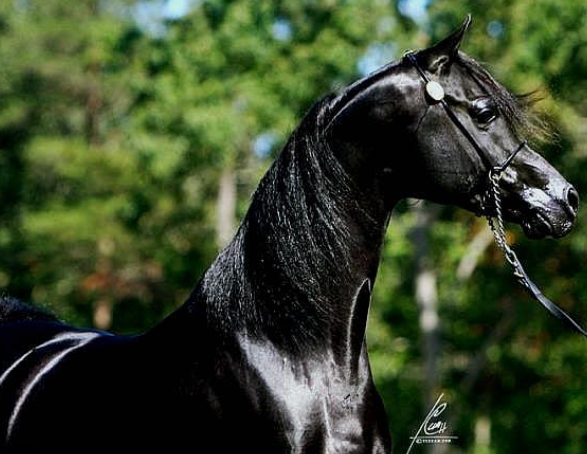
(464, 194, 574, 240)
(513, 210, 574, 240)
(521, 213, 573, 239)
(520, 215, 554, 239)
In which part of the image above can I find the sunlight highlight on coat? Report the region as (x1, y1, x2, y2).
(3, 331, 101, 441)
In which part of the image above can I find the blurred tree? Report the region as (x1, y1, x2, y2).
(0, 0, 167, 329)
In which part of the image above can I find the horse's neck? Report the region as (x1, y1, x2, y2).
(182, 107, 390, 364)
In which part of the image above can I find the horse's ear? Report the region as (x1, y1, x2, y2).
(420, 14, 472, 74)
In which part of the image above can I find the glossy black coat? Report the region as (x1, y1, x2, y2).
(0, 17, 578, 453)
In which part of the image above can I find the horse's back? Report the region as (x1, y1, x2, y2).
(0, 296, 71, 371)
(0, 296, 59, 325)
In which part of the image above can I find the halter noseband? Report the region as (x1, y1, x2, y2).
(405, 51, 587, 339)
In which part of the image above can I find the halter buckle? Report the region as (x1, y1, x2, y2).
(425, 81, 445, 102)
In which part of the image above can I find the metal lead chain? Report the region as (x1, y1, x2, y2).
(487, 171, 518, 268)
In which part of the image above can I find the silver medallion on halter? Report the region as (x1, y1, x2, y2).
(425, 81, 445, 102)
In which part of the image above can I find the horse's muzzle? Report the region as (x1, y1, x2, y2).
(515, 183, 579, 239)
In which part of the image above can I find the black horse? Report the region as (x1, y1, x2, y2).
(0, 17, 579, 453)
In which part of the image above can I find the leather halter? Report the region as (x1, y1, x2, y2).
(405, 51, 587, 339)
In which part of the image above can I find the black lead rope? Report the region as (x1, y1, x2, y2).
(514, 256, 587, 338)
(405, 51, 587, 339)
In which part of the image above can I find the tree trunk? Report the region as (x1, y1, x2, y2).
(85, 62, 102, 147)
(216, 167, 237, 249)
(411, 202, 445, 454)
(93, 297, 112, 330)
(412, 201, 441, 409)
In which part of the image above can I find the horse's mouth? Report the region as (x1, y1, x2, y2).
(469, 195, 570, 239)
(506, 207, 573, 240)
(467, 189, 575, 240)
(496, 206, 550, 239)
(520, 211, 553, 239)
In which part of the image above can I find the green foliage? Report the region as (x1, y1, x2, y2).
(2, 0, 587, 452)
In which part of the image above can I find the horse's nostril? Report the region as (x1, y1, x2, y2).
(565, 186, 580, 215)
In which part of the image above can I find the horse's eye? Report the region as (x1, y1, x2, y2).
(470, 98, 497, 125)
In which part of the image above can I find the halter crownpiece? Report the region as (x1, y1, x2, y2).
(404, 50, 587, 339)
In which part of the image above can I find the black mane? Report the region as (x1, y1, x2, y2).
(190, 97, 381, 352)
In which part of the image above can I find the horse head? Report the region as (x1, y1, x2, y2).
(326, 15, 578, 240)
